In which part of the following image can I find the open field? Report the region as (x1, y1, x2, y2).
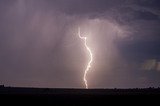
(0, 86, 160, 105)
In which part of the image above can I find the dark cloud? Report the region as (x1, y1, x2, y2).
(0, 0, 160, 88)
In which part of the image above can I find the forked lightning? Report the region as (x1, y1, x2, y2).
(78, 28, 93, 89)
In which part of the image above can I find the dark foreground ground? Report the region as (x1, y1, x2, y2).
(0, 86, 160, 105)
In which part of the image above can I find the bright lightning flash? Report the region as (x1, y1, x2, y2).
(78, 27, 93, 89)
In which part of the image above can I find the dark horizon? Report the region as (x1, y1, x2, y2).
(1, 84, 160, 89)
(1, 85, 160, 105)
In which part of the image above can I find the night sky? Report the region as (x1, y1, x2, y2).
(0, 0, 160, 88)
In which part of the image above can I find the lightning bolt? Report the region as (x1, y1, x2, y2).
(78, 27, 93, 89)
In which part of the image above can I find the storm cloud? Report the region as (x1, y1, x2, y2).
(0, 0, 160, 88)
